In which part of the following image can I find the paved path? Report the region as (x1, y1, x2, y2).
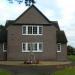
(0, 61, 73, 75)
(0, 65, 59, 75)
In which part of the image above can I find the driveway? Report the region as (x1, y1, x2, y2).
(0, 61, 72, 75)
(0, 65, 59, 75)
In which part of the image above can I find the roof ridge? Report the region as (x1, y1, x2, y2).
(14, 5, 51, 23)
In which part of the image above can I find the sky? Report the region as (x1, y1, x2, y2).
(0, 0, 75, 47)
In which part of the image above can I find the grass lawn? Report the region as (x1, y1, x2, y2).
(51, 67, 75, 75)
(0, 69, 11, 75)
(68, 55, 75, 61)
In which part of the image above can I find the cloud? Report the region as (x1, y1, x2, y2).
(0, 0, 75, 47)
(56, 0, 75, 27)
(56, 0, 75, 47)
(43, 8, 55, 20)
(0, 1, 28, 25)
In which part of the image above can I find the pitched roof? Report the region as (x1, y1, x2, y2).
(56, 31, 67, 44)
(5, 5, 60, 30)
(15, 5, 51, 24)
(51, 21, 60, 30)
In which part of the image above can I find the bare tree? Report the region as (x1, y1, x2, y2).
(8, 0, 35, 6)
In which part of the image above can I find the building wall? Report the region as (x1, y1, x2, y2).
(7, 25, 58, 60)
(56, 44, 67, 61)
(15, 6, 50, 24)
(0, 43, 7, 60)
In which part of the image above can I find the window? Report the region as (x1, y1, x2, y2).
(28, 26, 32, 34)
(32, 43, 37, 51)
(22, 42, 43, 52)
(39, 26, 43, 34)
(28, 43, 32, 51)
(39, 43, 43, 51)
(22, 43, 26, 51)
(22, 26, 43, 35)
(22, 26, 26, 34)
(3, 43, 7, 52)
(33, 26, 37, 34)
(57, 43, 61, 52)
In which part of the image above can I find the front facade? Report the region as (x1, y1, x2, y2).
(0, 5, 67, 61)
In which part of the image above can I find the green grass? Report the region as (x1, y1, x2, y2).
(0, 69, 11, 75)
(51, 67, 75, 75)
(68, 55, 75, 61)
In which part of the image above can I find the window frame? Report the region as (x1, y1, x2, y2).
(28, 26, 33, 34)
(3, 43, 7, 52)
(22, 42, 43, 52)
(57, 43, 61, 52)
(33, 26, 37, 34)
(22, 25, 43, 35)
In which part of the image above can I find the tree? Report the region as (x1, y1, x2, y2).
(0, 25, 4, 30)
(0, 25, 7, 43)
(67, 45, 75, 55)
(8, 0, 35, 6)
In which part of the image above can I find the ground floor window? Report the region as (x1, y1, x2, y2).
(57, 43, 61, 52)
(22, 42, 43, 52)
(3, 43, 7, 52)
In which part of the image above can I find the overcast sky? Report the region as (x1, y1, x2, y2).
(0, 0, 75, 47)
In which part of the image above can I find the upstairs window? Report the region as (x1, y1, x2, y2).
(28, 26, 32, 34)
(22, 26, 43, 35)
(57, 43, 61, 52)
(33, 26, 37, 34)
(39, 26, 43, 34)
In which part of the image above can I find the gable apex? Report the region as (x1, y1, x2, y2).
(15, 5, 51, 24)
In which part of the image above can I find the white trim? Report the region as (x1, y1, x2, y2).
(37, 26, 39, 34)
(22, 25, 43, 35)
(22, 42, 29, 52)
(39, 42, 43, 51)
(32, 51, 43, 52)
(37, 43, 39, 51)
(26, 26, 28, 34)
(22, 42, 43, 52)
(39, 26, 43, 34)
(3, 43, 7, 52)
(22, 34, 43, 35)
(57, 43, 61, 52)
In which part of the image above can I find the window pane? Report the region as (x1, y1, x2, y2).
(28, 26, 32, 34)
(39, 27, 43, 34)
(57, 43, 61, 52)
(33, 43, 37, 50)
(33, 26, 37, 34)
(23, 27, 26, 34)
(4, 43, 7, 50)
(28, 43, 31, 51)
(23, 43, 26, 51)
(28, 43, 33, 51)
(39, 43, 43, 50)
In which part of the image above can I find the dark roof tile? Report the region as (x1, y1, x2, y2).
(56, 31, 67, 44)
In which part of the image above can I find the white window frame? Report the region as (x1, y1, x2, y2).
(3, 43, 7, 52)
(57, 43, 61, 52)
(32, 42, 43, 52)
(22, 42, 43, 52)
(22, 43, 30, 52)
(22, 25, 43, 35)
